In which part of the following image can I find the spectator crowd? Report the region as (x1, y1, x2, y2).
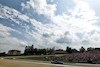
(66, 50, 100, 63)
(46, 50, 100, 63)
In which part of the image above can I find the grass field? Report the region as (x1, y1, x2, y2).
(0, 54, 87, 64)
(17, 57, 80, 63)
(0, 54, 68, 59)
(0, 54, 85, 64)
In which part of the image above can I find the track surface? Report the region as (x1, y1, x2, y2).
(0, 59, 100, 67)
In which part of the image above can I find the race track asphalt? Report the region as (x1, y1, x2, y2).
(0, 59, 100, 67)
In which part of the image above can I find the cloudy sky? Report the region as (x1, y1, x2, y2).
(0, 0, 100, 53)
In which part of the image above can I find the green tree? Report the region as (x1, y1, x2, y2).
(80, 46, 85, 53)
(31, 45, 34, 55)
(24, 49, 28, 55)
(46, 48, 54, 55)
(33, 48, 37, 54)
(72, 49, 78, 53)
(66, 46, 72, 53)
(87, 47, 94, 51)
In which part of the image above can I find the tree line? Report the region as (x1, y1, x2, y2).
(66, 46, 95, 53)
(24, 48, 54, 55)
(0, 46, 98, 56)
(24, 45, 96, 55)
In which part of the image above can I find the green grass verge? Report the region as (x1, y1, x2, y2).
(17, 57, 50, 62)
(17, 57, 78, 63)
(18, 58, 89, 64)
(0, 54, 68, 59)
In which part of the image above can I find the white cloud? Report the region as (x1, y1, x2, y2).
(0, 24, 28, 53)
(79, 0, 100, 8)
(47, 0, 100, 49)
(11, 24, 14, 26)
(0, 3, 57, 50)
(0, 23, 22, 36)
(50, 0, 53, 2)
(0, 0, 100, 52)
(21, 0, 56, 16)
(0, 4, 30, 24)
(51, 0, 99, 33)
